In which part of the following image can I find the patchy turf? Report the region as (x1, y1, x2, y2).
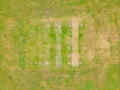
(0, 0, 120, 90)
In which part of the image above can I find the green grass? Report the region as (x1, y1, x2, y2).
(106, 64, 120, 90)
(61, 23, 71, 68)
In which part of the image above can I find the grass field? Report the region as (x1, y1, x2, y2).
(0, 0, 120, 90)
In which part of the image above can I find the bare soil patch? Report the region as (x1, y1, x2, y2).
(71, 18, 79, 67)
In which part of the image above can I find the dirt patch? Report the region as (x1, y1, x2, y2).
(96, 32, 110, 58)
(81, 17, 96, 61)
(5, 18, 16, 29)
(71, 18, 79, 67)
(87, 19, 96, 61)
(99, 34, 110, 49)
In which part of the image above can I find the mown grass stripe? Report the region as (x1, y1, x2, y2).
(49, 23, 56, 68)
(62, 22, 72, 67)
(55, 22, 62, 67)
